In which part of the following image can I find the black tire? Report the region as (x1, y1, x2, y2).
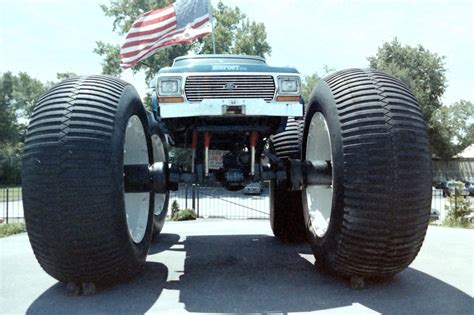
(149, 117, 170, 239)
(22, 75, 155, 285)
(302, 69, 432, 279)
(269, 118, 307, 242)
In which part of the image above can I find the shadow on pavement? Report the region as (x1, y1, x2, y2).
(25, 234, 181, 314)
(26, 262, 167, 315)
(26, 234, 182, 314)
(170, 234, 473, 314)
(25, 234, 473, 314)
(149, 233, 181, 255)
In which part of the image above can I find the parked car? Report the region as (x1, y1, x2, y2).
(446, 181, 469, 198)
(243, 182, 263, 195)
(430, 208, 440, 221)
(465, 181, 474, 196)
(438, 182, 450, 197)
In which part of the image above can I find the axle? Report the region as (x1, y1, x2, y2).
(123, 159, 332, 194)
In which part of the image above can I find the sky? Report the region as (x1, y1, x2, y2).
(1, 0, 473, 104)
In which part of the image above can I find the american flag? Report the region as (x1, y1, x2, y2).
(120, 0, 211, 69)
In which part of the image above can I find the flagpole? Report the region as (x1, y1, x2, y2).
(208, 0, 216, 54)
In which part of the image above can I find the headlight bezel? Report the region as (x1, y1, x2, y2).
(278, 76, 301, 96)
(157, 77, 182, 96)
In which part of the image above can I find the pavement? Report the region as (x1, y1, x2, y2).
(0, 219, 473, 315)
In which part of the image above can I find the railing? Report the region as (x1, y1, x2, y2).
(1, 185, 469, 224)
(168, 184, 270, 219)
(0, 187, 23, 224)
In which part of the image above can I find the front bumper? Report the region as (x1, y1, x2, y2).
(159, 99, 303, 119)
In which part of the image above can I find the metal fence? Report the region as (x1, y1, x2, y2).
(0, 184, 270, 223)
(0, 187, 23, 224)
(169, 184, 270, 219)
(1, 186, 470, 224)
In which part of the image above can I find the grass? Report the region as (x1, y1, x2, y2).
(439, 219, 474, 229)
(0, 187, 22, 202)
(0, 223, 26, 238)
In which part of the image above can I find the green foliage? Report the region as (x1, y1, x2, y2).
(169, 200, 197, 221)
(0, 144, 22, 185)
(367, 38, 474, 160)
(0, 72, 20, 145)
(0, 187, 22, 202)
(430, 100, 474, 160)
(56, 72, 77, 81)
(0, 72, 64, 185)
(0, 223, 26, 238)
(302, 72, 320, 104)
(169, 147, 192, 170)
(170, 200, 180, 218)
(95, 0, 272, 81)
(443, 181, 473, 228)
(172, 208, 197, 221)
(93, 42, 123, 77)
(11, 72, 49, 118)
(302, 66, 335, 103)
(368, 38, 446, 123)
(1, 72, 48, 185)
(198, 2, 271, 57)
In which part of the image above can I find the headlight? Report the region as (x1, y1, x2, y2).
(278, 77, 300, 94)
(158, 78, 181, 95)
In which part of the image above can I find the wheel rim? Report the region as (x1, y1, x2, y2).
(152, 134, 167, 216)
(304, 112, 333, 237)
(124, 115, 150, 243)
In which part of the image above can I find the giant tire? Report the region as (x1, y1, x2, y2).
(302, 69, 432, 279)
(22, 76, 155, 285)
(269, 118, 307, 242)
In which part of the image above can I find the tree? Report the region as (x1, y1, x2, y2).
(169, 147, 192, 170)
(209, 5, 271, 57)
(0, 72, 50, 184)
(95, 0, 272, 81)
(93, 42, 123, 77)
(301, 66, 335, 103)
(368, 38, 446, 124)
(11, 72, 48, 119)
(430, 100, 474, 160)
(56, 72, 77, 81)
(367, 38, 460, 158)
(1, 72, 23, 184)
(0, 72, 19, 145)
(301, 72, 320, 103)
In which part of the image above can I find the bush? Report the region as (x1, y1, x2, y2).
(0, 223, 26, 238)
(170, 200, 180, 218)
(443, 181, 473, 228)
(172, 209, 197, 221)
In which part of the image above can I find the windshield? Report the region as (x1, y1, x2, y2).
(173, 56, 265, 67)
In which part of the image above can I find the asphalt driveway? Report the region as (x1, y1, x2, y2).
(1, 220, 473, 314)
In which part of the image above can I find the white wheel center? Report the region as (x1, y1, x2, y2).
(124, 115, 150, 243)
(152, 134, 167, 216)
(304, 112, 333, 238)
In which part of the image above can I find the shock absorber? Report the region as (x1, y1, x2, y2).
(204, 131, 210, 176)
(191, 129, 197, 173)
(249, 131, 258, 176)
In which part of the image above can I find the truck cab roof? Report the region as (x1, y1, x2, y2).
(172, 54, 267, 67)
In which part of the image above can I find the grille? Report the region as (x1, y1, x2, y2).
(185, 75, 275, 102)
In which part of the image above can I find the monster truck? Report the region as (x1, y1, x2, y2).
(22, 54, 432, 288)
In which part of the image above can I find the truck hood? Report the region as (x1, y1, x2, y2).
(158, 64, 299, 74)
